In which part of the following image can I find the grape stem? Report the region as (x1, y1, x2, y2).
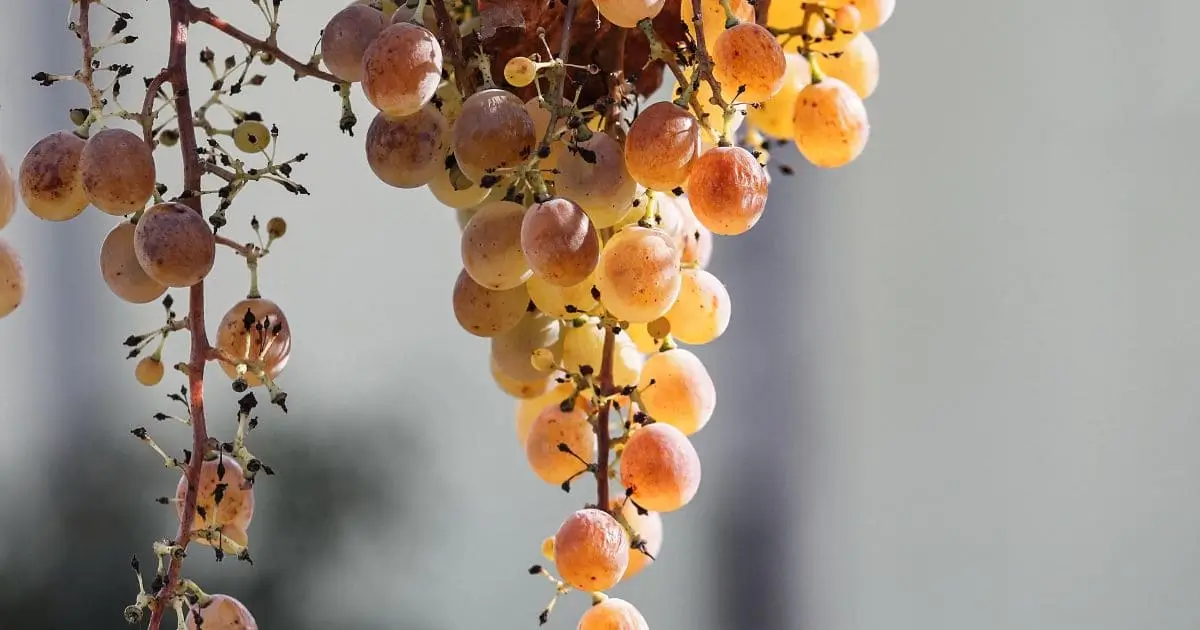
(74, 0, 105, 134)
(146, 2, 211, 629)
(188, 5, 344, 84)
(596, 326, 615, 511)
(430, 0, 472, 96)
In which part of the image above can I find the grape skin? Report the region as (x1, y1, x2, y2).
(0, 238, 25, 319)
(322, 4, 387, 83)
(611, 498, 663, 581)
(135, 356, 165, 386)
(365, 105, 449, 189)
(452, 89, 536, 183)
(620, 422, 702, 512)
(361, 23, 443, 117)
(19, 131, 89, 222)
(579, 597, 650, 630)
(215, 298, 292, 386)
(186, 594, 258, 630)
(792, 76, 870, 168)
(0, 154, 14, 231)
(427, 158, 490, 209)
(526, 273, 598, 319)
(595, 226, 682, 323)
(461, 200, 532, 290)
(829, 0, 895, 31)
(554, 132, 638, 229)
(594, 0, 666, 28)
(491, 355, 555, 400)
(515, 382, 579, 445)
(713, 23, 788, 104)
(685, 145, 768, 236)
(80, 128, 156, 215)
(491, 312, 563, 383)
(748, 53, 811, 139)
(175, 456, 255, 534)
(521, 197, 600, 287)
(637, 347, 716, 435)
(554, 508, 630, 592)
(623, 102, 703, 192)
(133, 202, 216, 288)
(562, 323, 644, 388)
(524, 402, 596, 485)
(451, 268, 529, 337)
(821, 32, 880, 100)
(100, 222, 167, 304)
(665, 268, 731, 345)
(681, 0, 755, 55)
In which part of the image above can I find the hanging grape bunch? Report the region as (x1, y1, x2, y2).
(0, 0, 897, 627)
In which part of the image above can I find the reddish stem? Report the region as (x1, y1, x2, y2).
(596, 326, 615, 511)
(189, 5, 343, 84)
(147, 2, 211, 629)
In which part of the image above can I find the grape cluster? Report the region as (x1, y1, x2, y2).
(1, 0, 898, 627)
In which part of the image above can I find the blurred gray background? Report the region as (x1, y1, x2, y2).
(3, 1, 1200, 629)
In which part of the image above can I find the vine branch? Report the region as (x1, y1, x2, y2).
(189, 5, 344, 84)
(595, 326, 615, 511)
(430, 0, 471, 95)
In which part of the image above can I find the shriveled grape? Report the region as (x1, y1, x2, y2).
(361, 23, 443, 116)
(186, 594, 258, 630)
(452, 268, 529, 337)
(792, 76, 870, 168)
(321, 4, 387, 82)
(491, 312, 562, 383)
(595, 226, 682, 323)
(554, 508, 629, 591)
(637, 347, 716, 435)
(611, 498, 663, 580)
(594, 0, 666, 28)
(521, 197, 600, 287)
(555, 132, 638, 229)
(524, 402, 596, 485)
(686, 145, 768, 236)
(821, 32, 880, 99)
(80, 128, 156, 215)
(0, 239, 25, 319)
(713, 23, 788, 104)
(100, 221, 166, 304)
(620, 422, 702, 512)
(461, 200, 532, 290)
(748, 53, 811, 139)
(579, 597, 650, 630)
(665, 268, 731, 345)
(215, 298, 292, 386)
(624, 102, 702, 192)
(452, 89, 536, 183)
(365, 105, 448, 188)
(19, 131, 89, 222)
(526, 273, 598, 319)
(133, 202, 216, 288)
(176, 455, 255, 533)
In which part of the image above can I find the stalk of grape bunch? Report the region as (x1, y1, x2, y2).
(0, 0, 899, 627)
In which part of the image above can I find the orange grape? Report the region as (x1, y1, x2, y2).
(491, 355, 555, 399)
(521, 197, 600, 287)
(555, 131, 639, 229)
(80, 128, 156, 216)
(594, 0, 667, 28)
(361, 23, 443, 116)
(524, 402, 596, 485)
(214, 298, 292, 386)
(638, 347, 716, 434)
(491, 312, 562, 383)
(100, 222, 166, 304)
(579, 598, 649, 630)
(175, 455, 255, 533)
(516, 381, 579, 445)
(365, 105, 448, 188)
(185, 594, 258, 630)
(133, 202, 216, 288)
(19, 131, 89, 222)
(792, 76, 870, 168)
(595, 226, 681, 323)
(452, 268, 529, 337)
(554, 508, 629, 591)
(460, 200, 532, 290)
(526, 273, 598, 318)
(610, 498, 663, 580)
(0, 154, 13, 230)
(747, 53, 811, 139)
(624, 102, 702, 192)
(0, 238, 24, 319)
(685, 145, 768, 236)
(135, 356, 165, 386)
(665, 268, 730, 345)
(620, 422, 702, 512)
(321, 4, 387, 82)
(821, 32, 880, 99)
(713, 23, 788, 104)
(452, 89, 536, 183)
(681, 0, 755, 54)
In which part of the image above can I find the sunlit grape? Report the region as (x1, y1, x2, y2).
(747, 53, 811, 139)
(491, 312, 562, 383)
(665, 268, 730, 345)
(365, 105, 448, 188)
(80, 128, 156, 216)
(100, 221, 166, 304)
(595, 226, 681, 323)
(516, 381, 581, 445)
(19, 131, 89, 222)
(452, 267, 529, 337)
(133, 202, 216, 288)
(185, 594, 258, 630)
(562, 323, 643, 387)
(521, 197, 600, 287)
(555, 132, 638, 229)
(361, 23, 443, 116)
(524, 402, 596, 485)
(713, 23, 787, 104)
(215, 298, 292, 386)
(176, 455, 255, 534)
(321, 4, 387, 82)
(0, 238, 24, 319)
(554, 508, 629, 591)
(594, 0, 666, 28)
(829, 0, 894, 31)
(686, 145, 768, 236)
(670, 196, 714, 268)
(638, 347, 716, 435)
(681, 0, 755, 54)
(834, 4, 861, 32)
(504, 56, 538, 87)
(792, 76, 870, 168)
(526, 273, 598, 319)
(624, 323, 660, 354)
(611, 498, 663, 580)
(135, 356, 164, 386)
(461, 200, 532, 290)
(821, 32, 880, 99)
(620, 422, 702, 512)
(624, 102, 702, 192)
(491, 355, 555, 399)
(452, 89, 536, 183)
(579, 597, 649, 630)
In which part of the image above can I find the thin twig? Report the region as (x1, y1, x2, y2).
(189, 5, 344, 84)
(430, 0, 471, 95)
(595, 326, 615, 511)
(141, 69, 170, 145)
(75, 0, 104, 130)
